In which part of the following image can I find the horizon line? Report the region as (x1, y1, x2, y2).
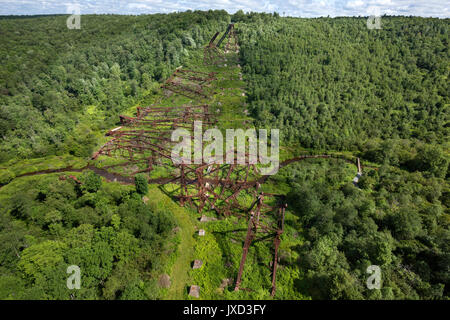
(0, 11, 449, 19)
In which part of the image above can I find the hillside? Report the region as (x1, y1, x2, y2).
(0, 12, 448, 300)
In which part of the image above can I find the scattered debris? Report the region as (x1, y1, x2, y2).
(192, 260, 203, 269)
(59, 175, 81, 184)
(218, 278, 233, 292)
(198, 229, 205, 236)
(158, 274, 171, 288)
(189, 285, 200, 298)
(172, 226, 181, 234)
(200, 215, 217, 222)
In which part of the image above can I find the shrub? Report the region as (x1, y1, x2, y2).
(134, 174, 148, 195)
(0, 169, 15, 185)
(80, 170, 102, 193)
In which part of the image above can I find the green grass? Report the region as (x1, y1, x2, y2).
(144, 185, 198, 300)
(186, 212, 308, 300)
(104, 48, 316, 300)
(0, 154, 88, 185)
(0, 171, 83, 202)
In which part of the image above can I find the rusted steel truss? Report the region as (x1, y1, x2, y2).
(162, 68, 216, 99)
(204, 24, 239, 66)
(203, 46, 227, 66)
(92, 103, 215, 175)
(174, 68, 217, 83)
(234, 193, 287, 297)
(91, 30, 287, 295)
(225, 25, 239, 53)
(169, 154, 260, 217)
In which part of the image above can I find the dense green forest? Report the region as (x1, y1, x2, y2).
(0, 171, 175, 299)
(234, 13, 449, 299)
(0, 11, 448, 300)
(237, 14, 449, 183)
(0, 12, 230, 161)
(284, 162, 448, 299)
(237, 15, 449, 153)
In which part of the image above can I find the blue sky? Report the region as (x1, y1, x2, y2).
(0, 0, 448, 18)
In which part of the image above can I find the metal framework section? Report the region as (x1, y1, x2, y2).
(174, 69, 217, 83)
(234, 193, 287, 297)
(224, 24, 239, 53)
(162, 68, 216, 99)
(203, 46, 227, 66)
(204, 24, 239, 66)
(92, 103, 215, 174)
(167, 153, 261, 217)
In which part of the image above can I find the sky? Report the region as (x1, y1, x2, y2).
(0, 0, 448, 18)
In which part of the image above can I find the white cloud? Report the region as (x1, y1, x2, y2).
(346, 0, 364, 8)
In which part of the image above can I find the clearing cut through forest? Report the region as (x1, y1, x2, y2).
(0, 22, 379, 299)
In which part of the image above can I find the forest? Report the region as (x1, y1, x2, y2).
(0, 171, 175, 299)
(237, 15, 448, 153)
(234, 13, 449, 299)
(0, 11, 230, 161)
(0, 11, 448, 300)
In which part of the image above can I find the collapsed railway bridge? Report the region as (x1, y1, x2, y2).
(91, 24, 366, 297)
(204, 23, 239, 66)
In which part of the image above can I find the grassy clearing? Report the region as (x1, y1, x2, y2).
(0, 155, 88, 185)
(137, 47, 313, 300)
(0, 171, 83, 202)
(187, 211, 308, 300)
(144, 184, 198, 300)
